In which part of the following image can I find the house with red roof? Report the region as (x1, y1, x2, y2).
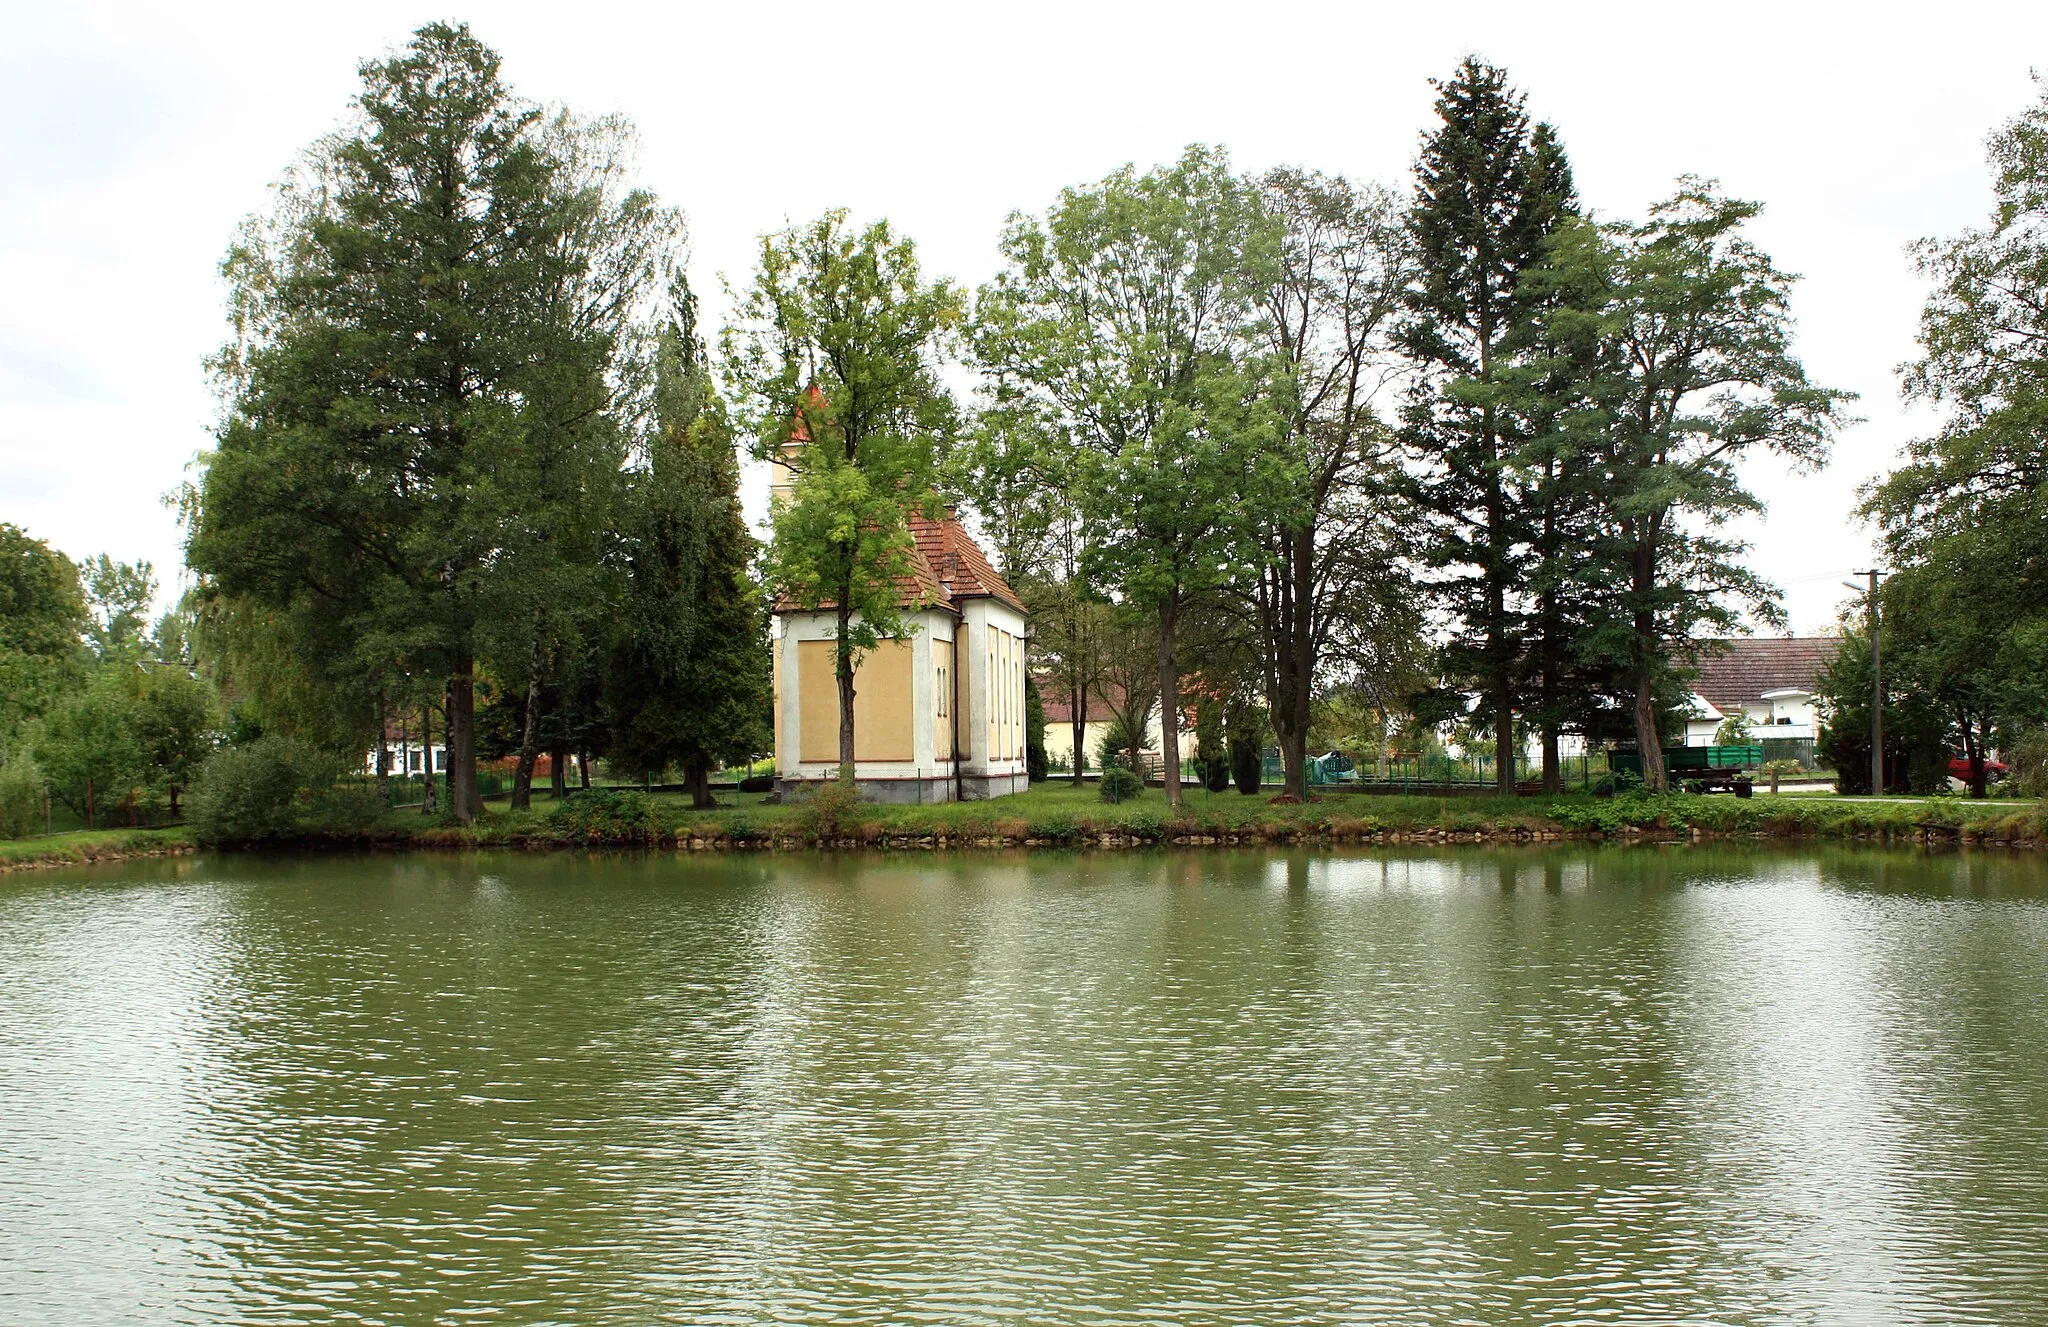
(1680, 636, 1841, 748)
(769, 452, 1029, 801)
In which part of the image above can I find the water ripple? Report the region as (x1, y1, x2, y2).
(0, 847, 2044, 1325)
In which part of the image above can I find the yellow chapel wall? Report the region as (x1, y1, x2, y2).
(797, 638, 915, 763)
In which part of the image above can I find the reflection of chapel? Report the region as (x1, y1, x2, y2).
(769, 465, 1029, 803)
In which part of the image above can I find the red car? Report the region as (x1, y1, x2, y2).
(1948, 756, 2010, 782)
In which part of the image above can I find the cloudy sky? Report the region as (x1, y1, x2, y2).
(4, 0, 2043, 632)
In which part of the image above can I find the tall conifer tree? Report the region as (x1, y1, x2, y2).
(188, 23, 676, 823)
(605, 283, 771, 807)
(1398, 59, 1579, 794)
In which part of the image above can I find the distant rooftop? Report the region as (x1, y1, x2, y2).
(1688, 637, 1840, 711)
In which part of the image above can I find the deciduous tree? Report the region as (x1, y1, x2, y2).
(1548, 186, 1849, 790)
(0, 524, 85, 747)
(1249, 167, 1416, 798)
(979, 145, 1290, 806)
(724, 211, 962, 777)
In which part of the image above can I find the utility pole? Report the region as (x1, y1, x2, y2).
(1849, 569, 1884, 795)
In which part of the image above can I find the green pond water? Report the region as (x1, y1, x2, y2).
(3, 848, 2047, 1326)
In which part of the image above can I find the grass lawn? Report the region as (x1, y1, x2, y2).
(9, 781, 2036, 868)
(0, 825, 194, 870)
(370, 777, 2046, 846)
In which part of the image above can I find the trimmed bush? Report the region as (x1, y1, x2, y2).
(1230, 738, 1261, 795)
(549, 788, 659, 842)
(1099, 767, 1143, 803)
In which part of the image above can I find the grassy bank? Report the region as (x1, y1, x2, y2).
(238, 782, 2048, 852)
(7, 785, 2039, 871)
(0, 826, 195, 872)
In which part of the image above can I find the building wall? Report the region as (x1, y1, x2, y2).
(775, 608, 979, 796)
(934, 636, 955, 761)
(1684, 691, 1819, 745)
(1043, 719, 1113, 772)
(797, 637, 914, 763)
(957, 599, 1028, 788)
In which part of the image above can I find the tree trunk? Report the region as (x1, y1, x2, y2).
(510, 626, 545, 813)
(687, 755, 714, 810)
(579, 749, 591, 790)
(1070, 685, 1087, 786)
(1630, 527, 1666, 793)
(1276, 726, 1308, 802)
(375, 693, 391, 801)
(551, 746, 568, 801)
(1487, 535, 1514, 796)
(1632, 665, 1666, 793)
(1541, 725, 1561, 795)
(1260, 525, 1317, 803)
(1158, 598, 1181, 807)
(447, 659, 481, 825)
(835, 604, 857, 781)
(85, 776, 94, 830)
(421, 702, 438, 817)
(1495, 690, 1516, 796)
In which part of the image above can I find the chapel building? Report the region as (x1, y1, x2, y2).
(769, 474, 1029, 803)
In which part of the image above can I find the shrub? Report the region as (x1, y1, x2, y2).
(1096, 717, 1153, 772)
(1230, 738, 1261, 795)
(188, 736, 331, 845)
(2011, 727, 2048, 800)
(799, 777, 867, 838)
(0, 752, 44, 839)
(549, 788, 659, 843)
(310, 781, 389, 835)
(1099, 767, 1143, 803)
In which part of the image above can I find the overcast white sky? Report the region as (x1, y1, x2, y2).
(4, 0, 2044, 633)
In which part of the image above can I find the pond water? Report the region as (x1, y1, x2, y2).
(3, 848, 2047, 1326)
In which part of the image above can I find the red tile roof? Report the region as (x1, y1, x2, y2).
(919, 509, 1025, 613)
(773, 508, 1024, 618)
(1686, 637, 1841, 711)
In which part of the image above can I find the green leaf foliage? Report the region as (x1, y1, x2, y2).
(605, 294, 771, 795)
(723, 209, 962, 769)
(1861, 77, 2048, 795)
(0, 524, 87, 746)
(979, 144, 1292, 804)
(186, 22, 678, 821)
(188, 736, 337, 845)
(0, 752, 44, 839)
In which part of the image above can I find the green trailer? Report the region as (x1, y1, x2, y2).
(1611, 744, 1763, 795)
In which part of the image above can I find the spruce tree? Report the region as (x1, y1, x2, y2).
(1398, 59, 1580, 795)
(605, 284, 771, 808)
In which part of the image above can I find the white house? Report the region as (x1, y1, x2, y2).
(1681, 637, 1838, 748)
